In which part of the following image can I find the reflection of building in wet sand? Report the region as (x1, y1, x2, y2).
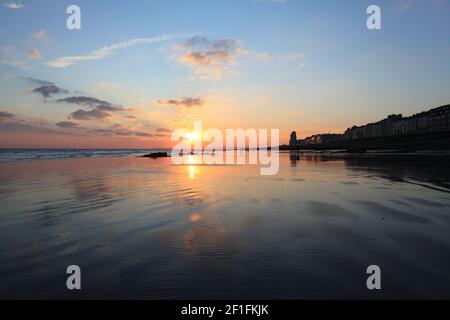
(289, 152, 450, 191)
(343, 155, 450, 191)
(342, 154, 449, 191)
(289, 151, 300, 165)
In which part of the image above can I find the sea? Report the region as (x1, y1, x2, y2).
(0, 149, 167, 163)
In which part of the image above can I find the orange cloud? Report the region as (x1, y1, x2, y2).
(174, 36, 245, 80)
(27, 48, 42, 59)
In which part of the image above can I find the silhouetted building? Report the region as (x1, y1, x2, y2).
(289, 131, 306, 146)
(345, 105, 450, 140)
(289, 104, 450, 147)
(304, 133, 345, 145)
(289, 131, 297, 146)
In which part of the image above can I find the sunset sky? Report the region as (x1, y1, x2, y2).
(1, 0, 450, 148)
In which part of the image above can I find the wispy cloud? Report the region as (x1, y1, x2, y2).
(2, 45, 14, 55)
(0, 112, 65, 136)
(57, 96, 110, 107)
(32, 84, 68, 98)
(157, 97, 204, 108)
(31, 30, 50, 41)
(1, 58, 25, 66)
(21, 77, 53, 86)
(0, 111, 15, 119)
(3, 2, 26, 9)
(46, 34, 177, 68)
(97, 81, 124, 91)
(0, 111, 156, 139)
(58, 95, 137, 121)
(69, 108, 111, 121)
(1, 45, 26, 67)
(22, 77, 68, 98)
(90, 124, 155, 137)
(56, 121, 79, 128)
(57, 96, 136, 112)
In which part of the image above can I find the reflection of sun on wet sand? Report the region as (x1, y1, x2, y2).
(1, 153, 450, 299)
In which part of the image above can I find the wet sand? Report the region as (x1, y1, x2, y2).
(0, 152, 449, 299)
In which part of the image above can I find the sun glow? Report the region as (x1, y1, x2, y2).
(188, 165, 198, 180)
(185, 132, 199, 142)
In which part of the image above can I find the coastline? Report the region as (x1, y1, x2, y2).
(2, 147, 450, 163)
(283, 130, 450, 152)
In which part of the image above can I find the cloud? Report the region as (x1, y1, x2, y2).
(181, 50, 233, 66)
(4, 2, 26, 9)
(0, 111, 15, 119)
(20, 79, 142, 127)
(156, 127, 171, 133)
(96, 104, 131, 112)
(27, 48, 41, 59)
(70, 108, 111, 120)
(59, 95, 137, 121)
(57, 96, 110, 107)
(174, 36, 246, 80)
(46, 34, 176, 68)
(21, 77, 53, 86)
(0, 112, 157, 141)
(90, 124, 154, 137)
(2, 45, 14, 55)
(0, 116, 64, 135)
(32, 84, 69, 98)
(21, 78, 69, 98)
(58, 96, 136, 110)
(1, 58, 25, 66)
(31, 30, 50, 41)
(56, 121, 79, 128)
(157, 97, 204, 108)
(97, 81, 124, 91)
(1, 45, 25, 66)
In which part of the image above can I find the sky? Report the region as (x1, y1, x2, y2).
(0, 0, 450, 148)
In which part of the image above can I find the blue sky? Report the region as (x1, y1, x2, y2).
(1, 0, 450, 148)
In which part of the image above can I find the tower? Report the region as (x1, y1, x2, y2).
(289, 131, 297, 146)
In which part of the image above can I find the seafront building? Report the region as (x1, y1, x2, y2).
(290, 104, 450, 147)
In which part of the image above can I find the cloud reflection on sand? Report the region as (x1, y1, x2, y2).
(0, 153, 450, 299)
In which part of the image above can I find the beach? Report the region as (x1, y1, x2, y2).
(0, 152, 450, 299)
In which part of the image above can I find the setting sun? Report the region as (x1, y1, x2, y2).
(186, 132, 199, 142)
